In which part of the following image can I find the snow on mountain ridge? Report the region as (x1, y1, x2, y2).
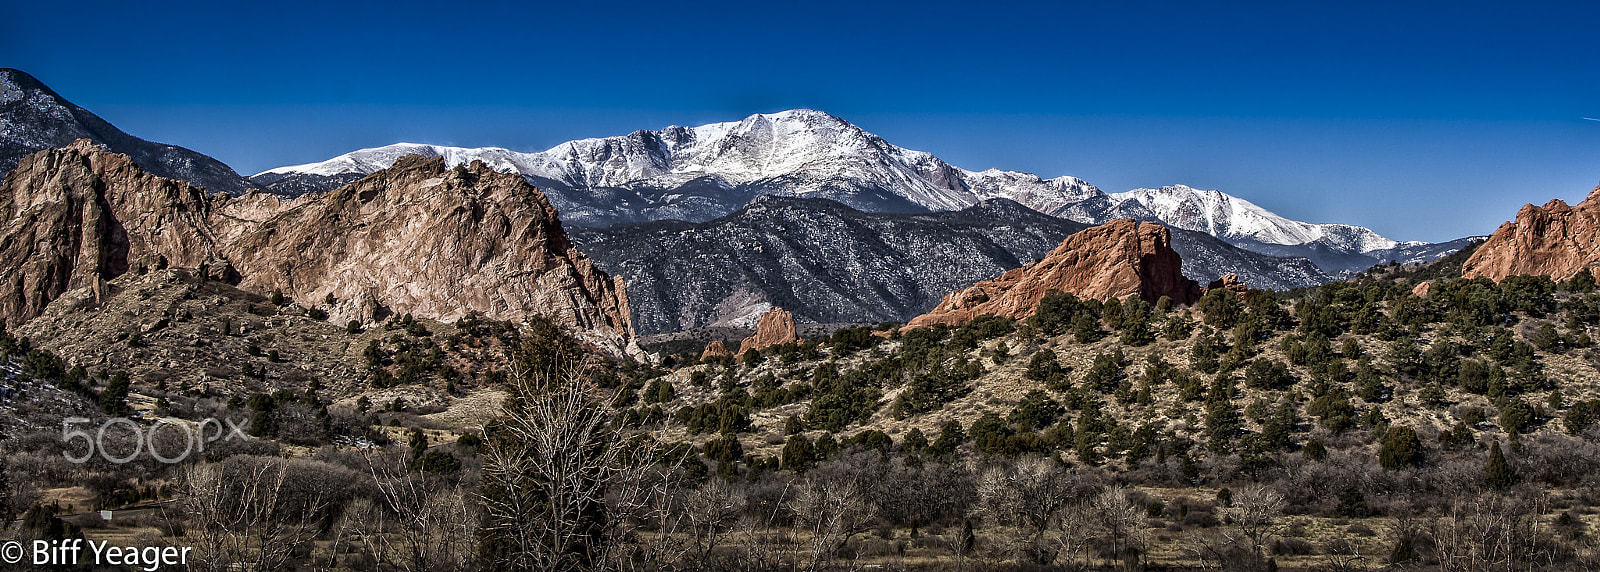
(1110, 185, 1402, 253)
(254, 110, 1412, 261)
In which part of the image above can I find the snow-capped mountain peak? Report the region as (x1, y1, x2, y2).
(1109, 185, 1405, 254)
(251, 110, 1438, 274)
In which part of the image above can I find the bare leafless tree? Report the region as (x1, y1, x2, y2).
(478, 362, 660, 571)
(364, 451, 479, 572)
(181, 456, 326, 572)
(977, 456, 1094, 565)
(1091, 486, 1147, 569)
(1219, 484, 1286, 571)
(790, 464, 878, 570)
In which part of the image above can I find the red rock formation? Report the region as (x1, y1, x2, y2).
(1207, 273, 1248, 295)
(1412, 281, 1432, 298)
(699, 340, 731, 361)
(1462, 186, 1600, 282)
(0, 143, 638, 355)
(907, 219, 1200, 328)
(0, 140, 221, 326)
(220, 154, 636, 352)
(737, 307, 797, 355)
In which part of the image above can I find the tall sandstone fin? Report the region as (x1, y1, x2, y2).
(1462, 185, 1600, 282)
(907, 218, 1201, 327)
(737, 307, 797, 356)
(0, 142, 638, 356)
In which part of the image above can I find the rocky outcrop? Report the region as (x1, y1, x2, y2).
(0, 140, 222, 326)
(1207, 273, 1248, 295)
(0, 143, 637, 356)
(699, 340, 731, 361)
(907, 219, 1201, 327)
(737, 307, 797, 355)
(1461, 186, 1600, 282)
(1412, 281, 1432, 298)
(221, 154, 636, 353)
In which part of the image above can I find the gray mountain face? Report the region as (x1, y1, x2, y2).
(573, 196, 1331, 335)
(0, 68, 255, 195)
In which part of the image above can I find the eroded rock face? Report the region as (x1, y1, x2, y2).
(699, 340, 731, 361)
(1462, 186, 1600, 282)
(737, 306, 797, 355)
(0, 140, 221, 326)
(1412, 281, 1432, 298)
(0, 142, 637, 356)
(221, 154, 636, 353)
(907, 219, 1201, 327)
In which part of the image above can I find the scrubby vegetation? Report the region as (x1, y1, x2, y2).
(5, 247, 1600, 570)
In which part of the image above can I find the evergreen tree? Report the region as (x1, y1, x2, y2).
(1379, 426, 1423, 470)
(1485, 440, 1512, 489)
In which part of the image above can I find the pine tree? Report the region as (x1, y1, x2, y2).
(1485, 440, 1512, 489)
(1379, 426, 1423, 470)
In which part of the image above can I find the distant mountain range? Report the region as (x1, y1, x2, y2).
(0, 70, 1481, 335)
(574, 196, 1330, 334)
(254, 109, 1452, 275)
(0, 68, 255, 195)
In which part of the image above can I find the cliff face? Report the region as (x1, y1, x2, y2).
(222, 155, 636, 351)
(0, 142, 636, 355)
(907, 219, 1201, 327)
(1461, 186, 1600, 282)
(0, 140, 221, 326)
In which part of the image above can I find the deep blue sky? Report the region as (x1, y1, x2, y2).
(5, 0, 1598, 242)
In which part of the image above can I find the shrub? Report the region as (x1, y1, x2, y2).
(1378, 426, 1424, 470)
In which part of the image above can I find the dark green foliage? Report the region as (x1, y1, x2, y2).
(1120, 298, 1156, 346)
(781, 434, 815, 472)
(1379, 426, 1424, 470)
(1244, 358, 1294, 390)
(1337, 485, 1367, 517)
(815, 433, 839, 459)
(1308, 392, 1356, 432)
(827, 325, 881, 355)
(1566, 400, 1600, 434)
(845, 430, 893, 455)
(928, 419, 966, 456)
(1029, 290, 1084, 335)
(704, 434, 744, 476)
(1025, 349, 1066, 385)
(1533, 323, 1563, 352)
(1303, 439, 1327, 461)
(901, 427, 929, 453)
(1072, 312, 1102, 344)
(642, 378, 675, 404)
(1484, 440, 1512, 489)
(1499, 399, 1536, 434)
(412, 449, 461, 474)
(1354, 358, 1390, 403)
(807, 362, 884, 431)
(1007, 390, 1063, 431)
(891, 358, 976, 419)
(950, 315, 1015, 350)
(676, 394, 752, 435)
(1440, 421, 1475, 447)
(1082, 350, 1126, 393)
(1199, 288, 1242, 328)
(99, 371, 131, 415)
(1190, 332, 1220, 374)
